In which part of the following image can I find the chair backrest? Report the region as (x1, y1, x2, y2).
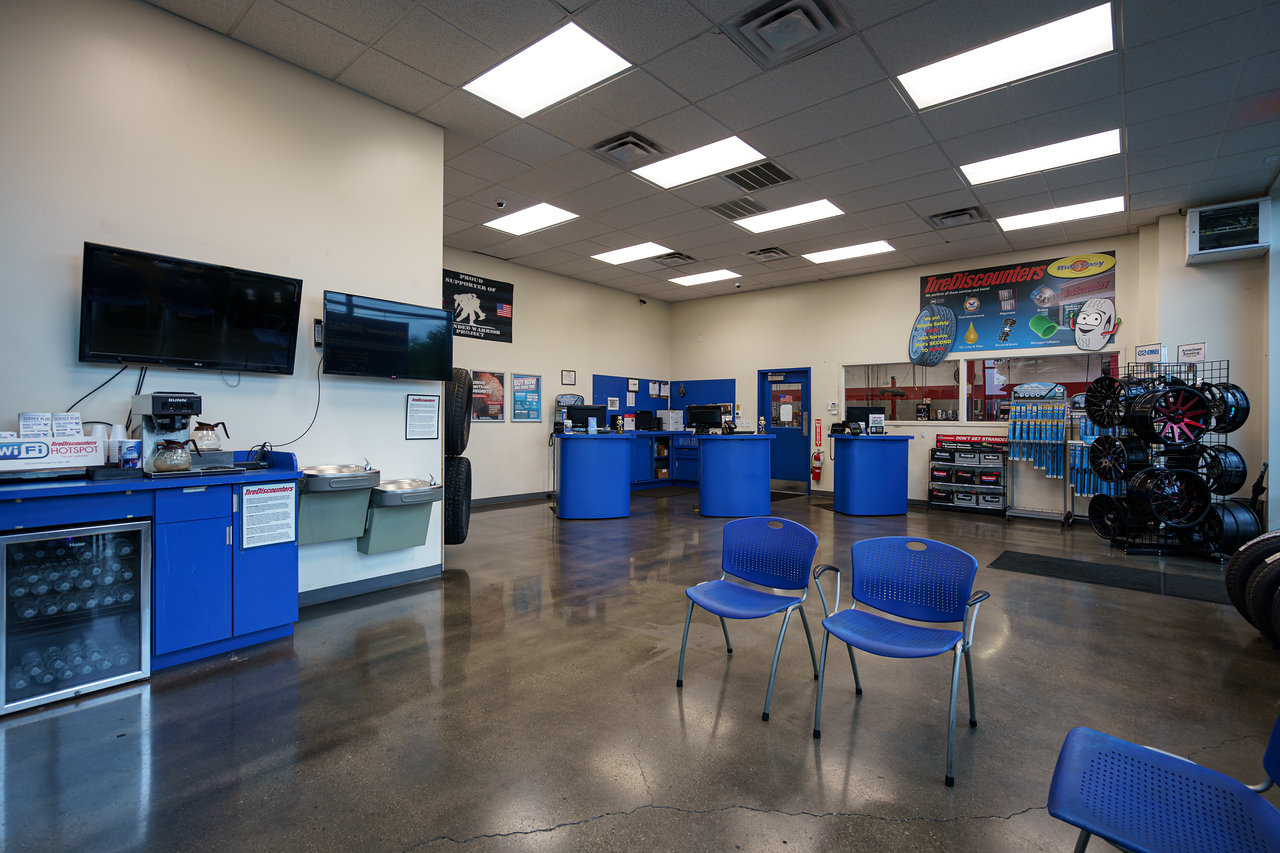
(850, 537, 978, 623)
(1265, 712, 1280, 784)
(722, 517, 818, 592)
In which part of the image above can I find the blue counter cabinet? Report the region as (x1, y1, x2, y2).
(696, 434, 774, 517)
(831, 435, 914, 516)
(554, 433, 634, 519)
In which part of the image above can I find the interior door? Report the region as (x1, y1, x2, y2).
(758, 368, 810, 493)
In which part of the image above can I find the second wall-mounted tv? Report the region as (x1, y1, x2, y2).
(322, 291, 453, 381)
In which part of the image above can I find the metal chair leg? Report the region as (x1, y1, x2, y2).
(964, 647, 977, 727)
(719, 616, 733, 654)
(797, 605, 818, 678)
(676, 600, 694, 688)
(1073, 829, 1092, 853)
(846, 645, 862, 695)
(762, 609, 794, 722)
(945, 644, 962, 787)
(813, 630, 830, 738)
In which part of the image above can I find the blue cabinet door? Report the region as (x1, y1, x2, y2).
(153, 519, 233, 654)
(232, 539, 298, 636)
(630, 435, 654, 482)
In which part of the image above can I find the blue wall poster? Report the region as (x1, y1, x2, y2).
(915, 251, 1117, 357)
(512, 373, 541, 422)
(444, 269, 513, 343)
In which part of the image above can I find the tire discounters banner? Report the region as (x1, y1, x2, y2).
(915, 251, 1118, 356)
(444, 269, 513, 343)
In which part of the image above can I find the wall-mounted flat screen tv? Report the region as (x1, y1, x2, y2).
(79, 242, 302, 375)
(322, 291, 453, 381)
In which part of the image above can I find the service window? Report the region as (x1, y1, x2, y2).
(843, 361, 961, 421)
(967, 352, 1119, 421)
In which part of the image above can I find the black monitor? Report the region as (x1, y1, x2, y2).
(634, 410, 657, 430)
(565, 404, 608, 431)
(846, 405, 885, 425)
(322, 290, 452, 381)
(686, 405, 722, 432)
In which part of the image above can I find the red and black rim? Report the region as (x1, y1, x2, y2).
(1130, 387, 1211, 446)
(1128, 468, 1212, 528)
(1088, 435, 1149, 483)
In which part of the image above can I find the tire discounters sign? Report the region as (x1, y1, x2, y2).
(914, 251, 1118, 357)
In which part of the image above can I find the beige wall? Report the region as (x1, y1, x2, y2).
(0, 0, 446, 593)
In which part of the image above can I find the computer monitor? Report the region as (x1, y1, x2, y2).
(565, 404, 608, 431)
(846, 405, 885, 426)
(634, 410, 657, 430)
(686, 405, 722, 433)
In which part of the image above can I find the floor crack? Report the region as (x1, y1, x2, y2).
(1185, 733, 1263, 760)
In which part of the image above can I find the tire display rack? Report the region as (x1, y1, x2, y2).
(1080, 361, 1262, 560)
(443, 368, 473, 545)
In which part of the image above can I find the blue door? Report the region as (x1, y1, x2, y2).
(758, 368, 810, 492)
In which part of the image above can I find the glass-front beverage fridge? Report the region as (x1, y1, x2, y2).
(2, 522, 150, 715)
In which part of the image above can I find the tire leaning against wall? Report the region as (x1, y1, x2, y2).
(1244, 552, 1280, 644)
(444, 455, 472, 545)
(445, 367, 472, 457)
(1222, 529, 1280, 628)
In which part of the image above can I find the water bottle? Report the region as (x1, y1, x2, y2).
(13, 598, 39, 620)
(42, 647, 67, 671)
(98, 568, 116, 586)
(34, 597, 60, 617)
(20, 651, 46, 680)
(21, 567, 42, 586)
(75, 661, 96, 677)
(99, 588, 118, 607)
(118, 565, 135, 582)
(78, 589, 100, 610)
(82, 641, 105, 664)
(74, 575, 94, 590)
(84, 563, 103, 579)
(64, 564, 83, 581)
(117, 584, 136, 604)
(64, 643, 86, 666)
(8, 547, 25, 563)
(107, 645, 132, 668)
(49, 572, 74, 594)
(28, 574, 51, 597)
(58, 593, 80, 614)
(7, 579, 29, 599)
(7, 667, 30, 691)
(44, 563, 62, 581)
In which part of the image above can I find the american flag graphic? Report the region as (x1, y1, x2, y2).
(497, 303, 512, 318)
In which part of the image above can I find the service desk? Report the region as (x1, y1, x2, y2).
(554, 433, 634, 519)
(696, 434, 774, 518)
(832, 435, 913, 516)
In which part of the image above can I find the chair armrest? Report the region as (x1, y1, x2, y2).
(813, 564, 840, 580)
(962, 591, 991, 649)
(812, 564, 841, 618)
(968, 590, 990, 606)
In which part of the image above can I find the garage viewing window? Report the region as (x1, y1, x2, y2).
(967, 352, 1119, 421)
(843, 361, 961, 422)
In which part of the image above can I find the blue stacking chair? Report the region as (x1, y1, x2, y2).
(1048, 714, 1280, 852)
(676, 517, 819, 722)
(811, 536, 988, 787)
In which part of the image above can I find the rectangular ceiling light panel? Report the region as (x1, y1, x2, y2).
(802, 240, 895, 263)
(735, 199, 842, 233)
(463, 23, 631, 118)
(591, 242, 672, 264)
(996, 196, 1124, 231)
(898, 4, 1113, 109)
(961, 129, 1121, 184)
(633, 137, 766, 189)
(670, 270, 740, 286)
(485, 203, 578, 235)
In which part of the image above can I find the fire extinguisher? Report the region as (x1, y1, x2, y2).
(811, 450, 824, 481)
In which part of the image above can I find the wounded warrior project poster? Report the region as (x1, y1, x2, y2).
(910, 251, 1118, 364)
(443, 269, 513, 343)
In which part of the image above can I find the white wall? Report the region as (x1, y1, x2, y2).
(443, 249, 671, 500)
(0, 0, 445, 594)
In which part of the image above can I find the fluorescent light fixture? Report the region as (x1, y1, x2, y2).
(996, 196, 1125, 231)
(802, 241, 895, 264)
(485, 203, 578, 235)
(633, 137, 765, 189)
(735, 200, 843, 234)
(898, 4, 1113, 109)
(961, 130, 1122, 184)
(670, 270, 740, 286)
(591, 242, 672, 265)
(463, 23, 631, 118)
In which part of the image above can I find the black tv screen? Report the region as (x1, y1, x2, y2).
(322, 291, 452, 381)
(79, 242, 302, 375)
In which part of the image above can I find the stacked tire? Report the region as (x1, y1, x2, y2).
(444, 368, 473, 545)
(1224, 531, 1280, 645)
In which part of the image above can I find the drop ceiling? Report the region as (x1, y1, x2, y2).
(147, 0, 1280, 302)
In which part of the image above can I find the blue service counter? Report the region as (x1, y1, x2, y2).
(0, 452, 301, 670)
(832, 435, 913, 516)
(696, 434, 774, 517)
(553, 433, 635, 519)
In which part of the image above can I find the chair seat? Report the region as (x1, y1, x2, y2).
(686, 580, 802, 620)
(1049, 727, 1280, 853)
(821, 608, 961, 659)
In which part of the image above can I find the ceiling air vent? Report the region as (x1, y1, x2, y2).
(746, 247, 794, 261)
(588, 131, 668, 169)
(927, 207, 990, 230)
(723, 161, 795, 192)
(721, 0, 855, 70)
(705, 197, 768, 221)
(653, 252, 696, 267)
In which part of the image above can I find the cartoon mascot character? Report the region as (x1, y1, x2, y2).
(1071, 297, 1120, 351)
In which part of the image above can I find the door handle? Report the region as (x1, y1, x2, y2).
(802, 412, 808, 437)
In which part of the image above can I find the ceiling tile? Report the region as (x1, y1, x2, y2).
(149, 0, 254, 33)
(1121, 13, 1253, 91)
(661, 221, 743, 249)
(444, 197, 505, 224)
(485, 236, 551, 259)
(277, 0, 413, 42)
(534, 218, 618, 245)
(1219, 119, 1280, 157)
(841, 116, 937, 162)
(1124, 65, 1240, 124)
(890, 230, 946, 249)
(809, 80, 915, 137)
(774, 140, 858, 179)
(544, 258, 606, 276)
(464, 185, 539, 214)
(973, 192, 1056, 218)
(1127, 164, 1209, 194)
(526, 98, 629, 148)
(752, 181, 832, 209)
(939, 122, 1031, 165)
(841, 0, 934, 29)
(449, 146, 530, 183)
(1127, 186, 1188, 210)
(697, 75, 806, 133)
(1237, 50, 1280, 98)
(579, 69, 688, 126)
(865, 145, 955, 184)
(919, 88, 1022, 141)
(1227, 92, 1280, 131)
(768, 36, 886, 108)
(232, 0, 363, 77)
(550, 172, 660, 216)
(375, 6, 502, 87)
(1057, 212, 1127, 238)
(1192, 172, 1277, 205)
(446, 225, 512, 252)
(834, 168, 966, 212)
(870, 218, 935, 239)
(975, 0, 1101, 39)
(905, 186, 981, 218)
(336, 50, 451, 114)
(1212, 149, 1280, 180)
(577, 0, 711, 64)
(500, 150, 622, 199)
(1122, 0, 1260, 48)
(634, 106, 733, 152)
(642, 31, 761, 102)
(1003, 224, 1068, 247)
(483, 124, 575, 167)
(812, 163, 882, 195)
(853, 203, 922, 226)
(1125, 103, 1233, 151)
(861, 0, 990, 77)
(442, 215, 470, 237)
(1022, 96, 1123, 146)
(739, 109, 837, 157)
(510, 247, 579, 267)
(969, 174, 1051, 204)
(444, 166, 493, 199)
(593, 193, 697, 230)
(1009, 54, 1121, 119)
(1128, 135, 1221, 174)
(420, 90, 521, 151)
(418, 0, 567, 55)
(1042, 156, 1125, 190)
(1048, 176, 1126, 207)
(669, 176, 747, 206)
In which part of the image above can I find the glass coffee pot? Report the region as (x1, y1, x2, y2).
(154, 439, 203, 472)
(191, 421, 230, 452)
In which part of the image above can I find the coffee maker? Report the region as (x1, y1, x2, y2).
(132, 392, 201, 473)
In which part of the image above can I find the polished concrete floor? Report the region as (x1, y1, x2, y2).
(4, 495, 1278, 851)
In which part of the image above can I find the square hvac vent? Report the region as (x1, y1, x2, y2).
(746, 246, 794, 261)
(927, 206, 990, 230)
(722, 0, 855, 70)
(723, 161, 795, 192)
(705, 197, 769, 221)
(588, 131, 668, 169)
(653, 252, 696, 267)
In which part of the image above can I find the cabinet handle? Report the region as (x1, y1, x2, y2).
(226, 525, 232, 546)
